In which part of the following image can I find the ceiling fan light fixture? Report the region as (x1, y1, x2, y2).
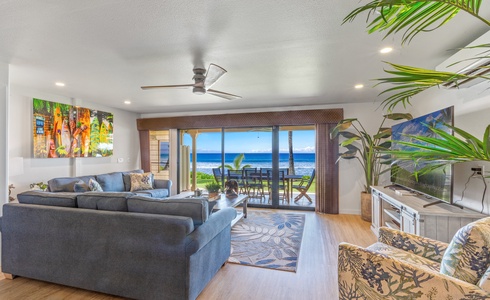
(193, 86, 206, 95)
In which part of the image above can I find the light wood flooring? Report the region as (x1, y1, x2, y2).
(0, 210, 375, 300)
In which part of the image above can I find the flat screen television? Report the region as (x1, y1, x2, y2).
(390, 106, 454, 206)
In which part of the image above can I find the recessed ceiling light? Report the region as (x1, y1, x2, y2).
(124, 100, 131, 105)
(55, 82, 65, 87)
(380, 47, 393, 54)
(354, 84, 364, 89)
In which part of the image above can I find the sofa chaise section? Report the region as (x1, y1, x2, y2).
(0, 203, 236, 300)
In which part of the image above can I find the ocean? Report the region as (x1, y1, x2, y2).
(186, 152, 315, 176)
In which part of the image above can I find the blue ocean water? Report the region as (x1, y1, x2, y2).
(187, 153, 315, 175)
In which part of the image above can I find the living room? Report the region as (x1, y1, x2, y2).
(2, 1, 490, 299)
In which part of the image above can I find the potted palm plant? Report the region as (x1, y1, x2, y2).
(331, 113, 412, 221)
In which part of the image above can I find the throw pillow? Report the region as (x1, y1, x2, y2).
(440, 217, 490, 284)
(73, 180, 90, 193)
(88, 178, 103, 192)
(130, 173, 154, 192)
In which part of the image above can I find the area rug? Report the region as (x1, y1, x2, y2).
(228, 211, 305, 272)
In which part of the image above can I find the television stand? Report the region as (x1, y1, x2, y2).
(423, 199, 464, 209)
(371, 186, 486, 243)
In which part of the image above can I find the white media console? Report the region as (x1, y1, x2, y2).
(371, 186, 487, 243)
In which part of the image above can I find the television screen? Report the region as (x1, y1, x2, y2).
(390, 106, 454, 203)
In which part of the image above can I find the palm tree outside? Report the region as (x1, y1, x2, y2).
(224, 153, 251, 170)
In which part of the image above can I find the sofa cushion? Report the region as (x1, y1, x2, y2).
(77, 192, 134, 211)
(48, 175, 95, 192)
(127, 196, 209, 226)
(130, 173, 154, 192)
(134, 188, 169, 198)
(95, 172, 125, 192)
(73, 180, 90, 193)
(88, 178, 103, 192)
(440, 217, 490, 284)
(17, 191, 78, 207)
(122, 169, 144, 191)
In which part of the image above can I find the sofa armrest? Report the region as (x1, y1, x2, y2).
(185, 208, 236, 255)
(154, 179, 172, 197)
(378, 227, 448, 263)
(338, 242, 489, 299)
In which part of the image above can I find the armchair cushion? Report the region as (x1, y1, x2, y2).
(378, 227, 448, 263)
(338, 242, 490, 299)
(367, 242, 440, 272)
(440, 217, 490, 284)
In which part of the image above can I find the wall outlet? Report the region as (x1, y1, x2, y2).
(471, 165, 484, 175)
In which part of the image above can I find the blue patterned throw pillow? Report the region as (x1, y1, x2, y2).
(88, 178, 103, 192)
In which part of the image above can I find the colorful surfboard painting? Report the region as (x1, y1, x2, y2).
(33, 98, 113, 158)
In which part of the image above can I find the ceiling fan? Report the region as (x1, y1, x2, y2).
(141, 63, 242, 100)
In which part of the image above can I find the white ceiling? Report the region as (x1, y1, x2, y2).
(2, 1, 489, 114)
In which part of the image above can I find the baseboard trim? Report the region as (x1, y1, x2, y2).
(339, 209, 361, 215)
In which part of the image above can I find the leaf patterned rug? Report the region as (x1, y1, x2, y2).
(228, 211, 305, 272)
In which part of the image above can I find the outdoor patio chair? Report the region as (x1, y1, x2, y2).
(244, 168, 264, 199)
(212, 167, 223, 184)
(291, 170, 315, 202)
(266, 170, 289, 203)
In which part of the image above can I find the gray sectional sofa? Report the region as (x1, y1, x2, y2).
(1, 177, 236, 300)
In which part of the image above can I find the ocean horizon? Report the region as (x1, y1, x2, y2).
(164, 152, 316, 175)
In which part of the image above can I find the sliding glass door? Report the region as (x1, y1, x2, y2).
(279, 126, 316, 209)
(224, 127, 273, 207)
(178, 125, 315, 211)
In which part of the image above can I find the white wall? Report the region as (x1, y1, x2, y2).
(0, 63, 9, 268)
(0, 63, 8, 209)
(140, 102, 391, 215)
(8, 85, 141, 198)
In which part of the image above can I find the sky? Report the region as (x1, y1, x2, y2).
(183, 129, 315, 153)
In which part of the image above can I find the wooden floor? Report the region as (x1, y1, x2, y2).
(0, 210, 375, 300)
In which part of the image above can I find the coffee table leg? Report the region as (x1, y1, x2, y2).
(243, 198, 248, 218)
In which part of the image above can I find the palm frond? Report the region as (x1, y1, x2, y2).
(387, 123, 490, 175)
(343, 0, 489, 45)
(376, 62, 481, 111)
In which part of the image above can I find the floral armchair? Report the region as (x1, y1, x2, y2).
(338, 217, 490, 299)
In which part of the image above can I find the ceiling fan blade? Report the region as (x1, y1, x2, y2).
(141, 84, 193, 90)
(204, 64, 227, 89)
(207, 89, 242, 100)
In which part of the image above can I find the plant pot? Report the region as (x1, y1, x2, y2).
(208, 192, 220, 200)
(361, 192, 372, 222)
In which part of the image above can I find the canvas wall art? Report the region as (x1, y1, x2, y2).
(159, 141, 169, 171)
(33, 98, 114, 158)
